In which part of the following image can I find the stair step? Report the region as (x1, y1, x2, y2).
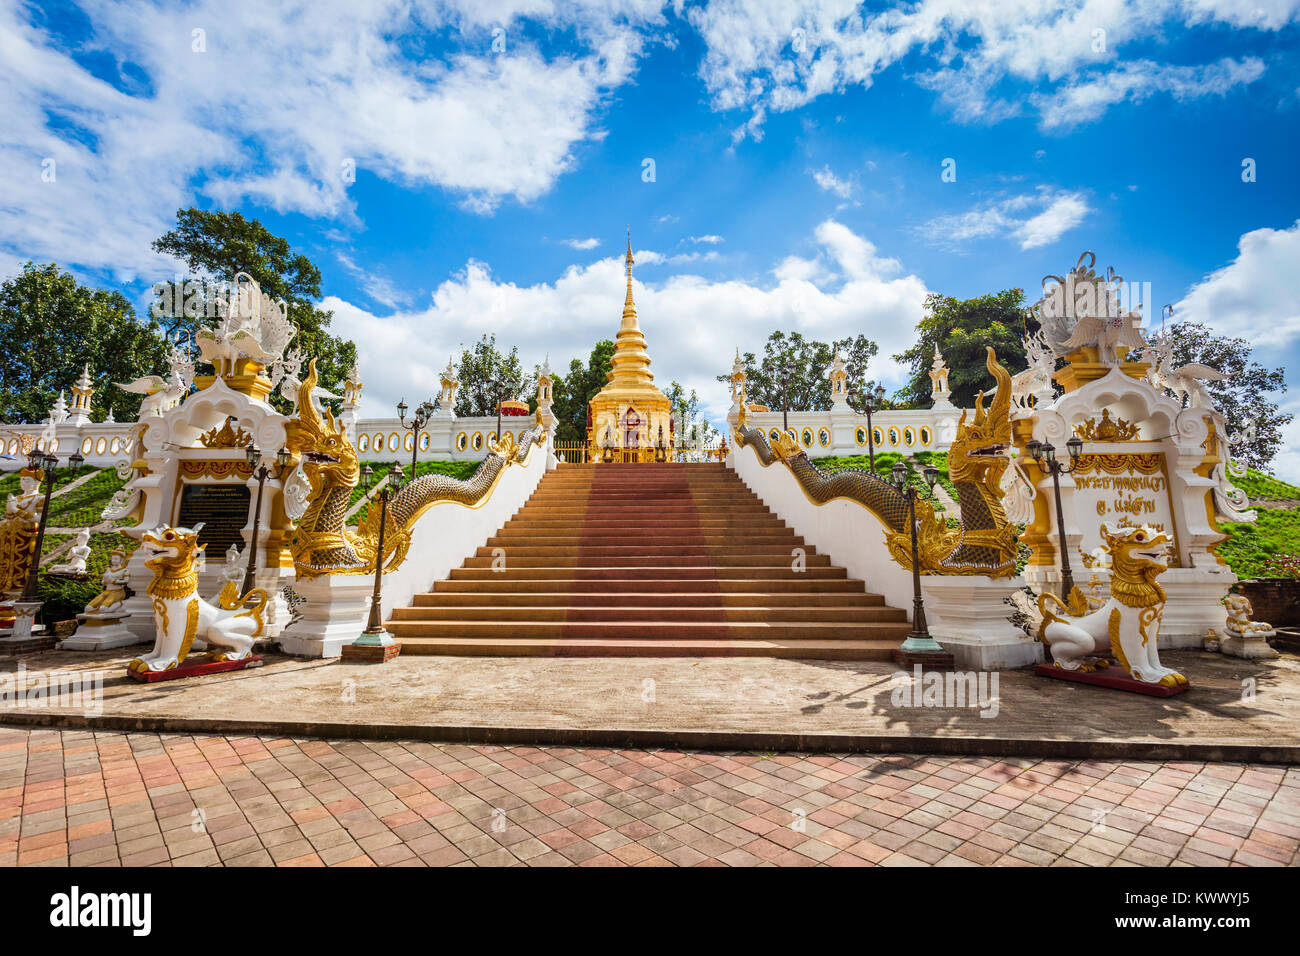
(430, 577, 871, 593)
(384, 620, 911, 640)
(412, 590, 887, 607)
(447, 566, 847, 580)
(462, 556, 828, 570)
(390, 605, 905, 623)
(393, 638, 900, 659)
(483, 540, 805, 550)
(501, 519, 791, 529)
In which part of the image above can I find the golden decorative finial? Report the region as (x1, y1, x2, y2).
(623, 227, 636, 320)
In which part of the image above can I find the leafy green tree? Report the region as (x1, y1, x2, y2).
(1161, 321, 1292, 470)
(893, 290, 1032, 408)
(663, 380, 721, 443)
(0, 262, 170, 423)
(549, 340, 615, 443)
(454, 334, 532, 417)
(718, 331, 879, 411)
(664, 380, 699, 432)
(151, 208, 356, 404)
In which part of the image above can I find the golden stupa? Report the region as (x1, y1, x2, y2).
(586, 232, 672, 462)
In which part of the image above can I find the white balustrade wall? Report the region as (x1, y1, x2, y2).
(1, 421, 139, 469)
(0, 404, 967, 473)
(738, 406, 962, 459)
(0, 414, 542, 470)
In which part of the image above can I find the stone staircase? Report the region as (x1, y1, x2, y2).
(386, 463, 910, 658)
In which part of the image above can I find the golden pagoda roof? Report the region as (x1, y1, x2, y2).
(589, 231, 669, 410)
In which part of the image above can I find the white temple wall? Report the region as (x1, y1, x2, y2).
(1, 408, 968, 472)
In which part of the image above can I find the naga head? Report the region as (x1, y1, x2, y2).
(487, 430, 517, 461)
(1102, 524, 1172, 584)
(288, 359, 358, 489)
(771, 431, 801, 462)
(948, 346, 1012, 489)
(142, 524, 204, 577)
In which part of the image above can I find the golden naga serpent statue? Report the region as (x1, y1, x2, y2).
(734, 346, 1018, 577)
(286, 360, 547, 579)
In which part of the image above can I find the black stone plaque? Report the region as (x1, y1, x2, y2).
(176, 483, 251, 557)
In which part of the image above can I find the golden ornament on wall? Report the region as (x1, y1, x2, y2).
(1074, 408, 1139, 442)
(180, 459, 256, 481)
(199, 418, 253, 449)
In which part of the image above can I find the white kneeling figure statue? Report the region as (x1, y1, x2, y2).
(63, 548, 142, 650)
(218, 542, 244, 595)
(1220, 591, 1279, 660)
(50, 528, 92, 576)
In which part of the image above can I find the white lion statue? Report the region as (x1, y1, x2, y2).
(1037, 524, 1187, 688)
(127, 525, 268, 674)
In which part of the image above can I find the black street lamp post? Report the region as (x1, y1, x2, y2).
(356, 463, 405, 646)
(242, 444, 291, 596)
(890, 461, 946, 656)
(1026, 436, 1085, 597)
(780, 365, 792, 434)
(21, 449, 84, 603)
(492, 373, 520, 444)
(847, 383, 887, 473)
(397, 398, 435, 482)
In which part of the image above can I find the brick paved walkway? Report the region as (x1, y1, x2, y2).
(1, 728, 1296, 867)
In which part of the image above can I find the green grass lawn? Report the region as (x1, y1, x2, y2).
(346, 459, 484, 525)
(1235, 468, 1300, 502)
(37, 531, 139, 623)
(809, 450, 951, 512)
(0, 465, 85, 501)
(1216, 506, 1300, 579)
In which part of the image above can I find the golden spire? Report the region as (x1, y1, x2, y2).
(599, 228, 655, 388)
(623, 227, 636, 321)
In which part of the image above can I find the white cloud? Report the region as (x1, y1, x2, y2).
(330, 219, 930, 426)
(1183, 0, 1300, 30)
(687, 234, 724, 244)
(336, 252, 413, 310)
(1271, 396, 1300, 485)
(811, 164, 854, 198)
(919, 188, 1091, 250)
(1176, 220, 1300, 349)
(1032, 57, 1266, 131)
(1268, 395, 1300, 486)
(1175, 220, 1300, 481)
(0, 0, 663, 279)
(562, 237, 601, 249)
(1015, 192, 1090, 249)
(688, 1, 1292, 138)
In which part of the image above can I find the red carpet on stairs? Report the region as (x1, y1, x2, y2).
(386, 462, 910, 658)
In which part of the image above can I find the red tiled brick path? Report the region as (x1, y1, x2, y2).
(1, 727, 1296, 867)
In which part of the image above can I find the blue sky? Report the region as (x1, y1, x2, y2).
(3, 0, 1299, 476)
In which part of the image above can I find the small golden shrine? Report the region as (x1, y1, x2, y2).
(586, 232, 672, 462)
